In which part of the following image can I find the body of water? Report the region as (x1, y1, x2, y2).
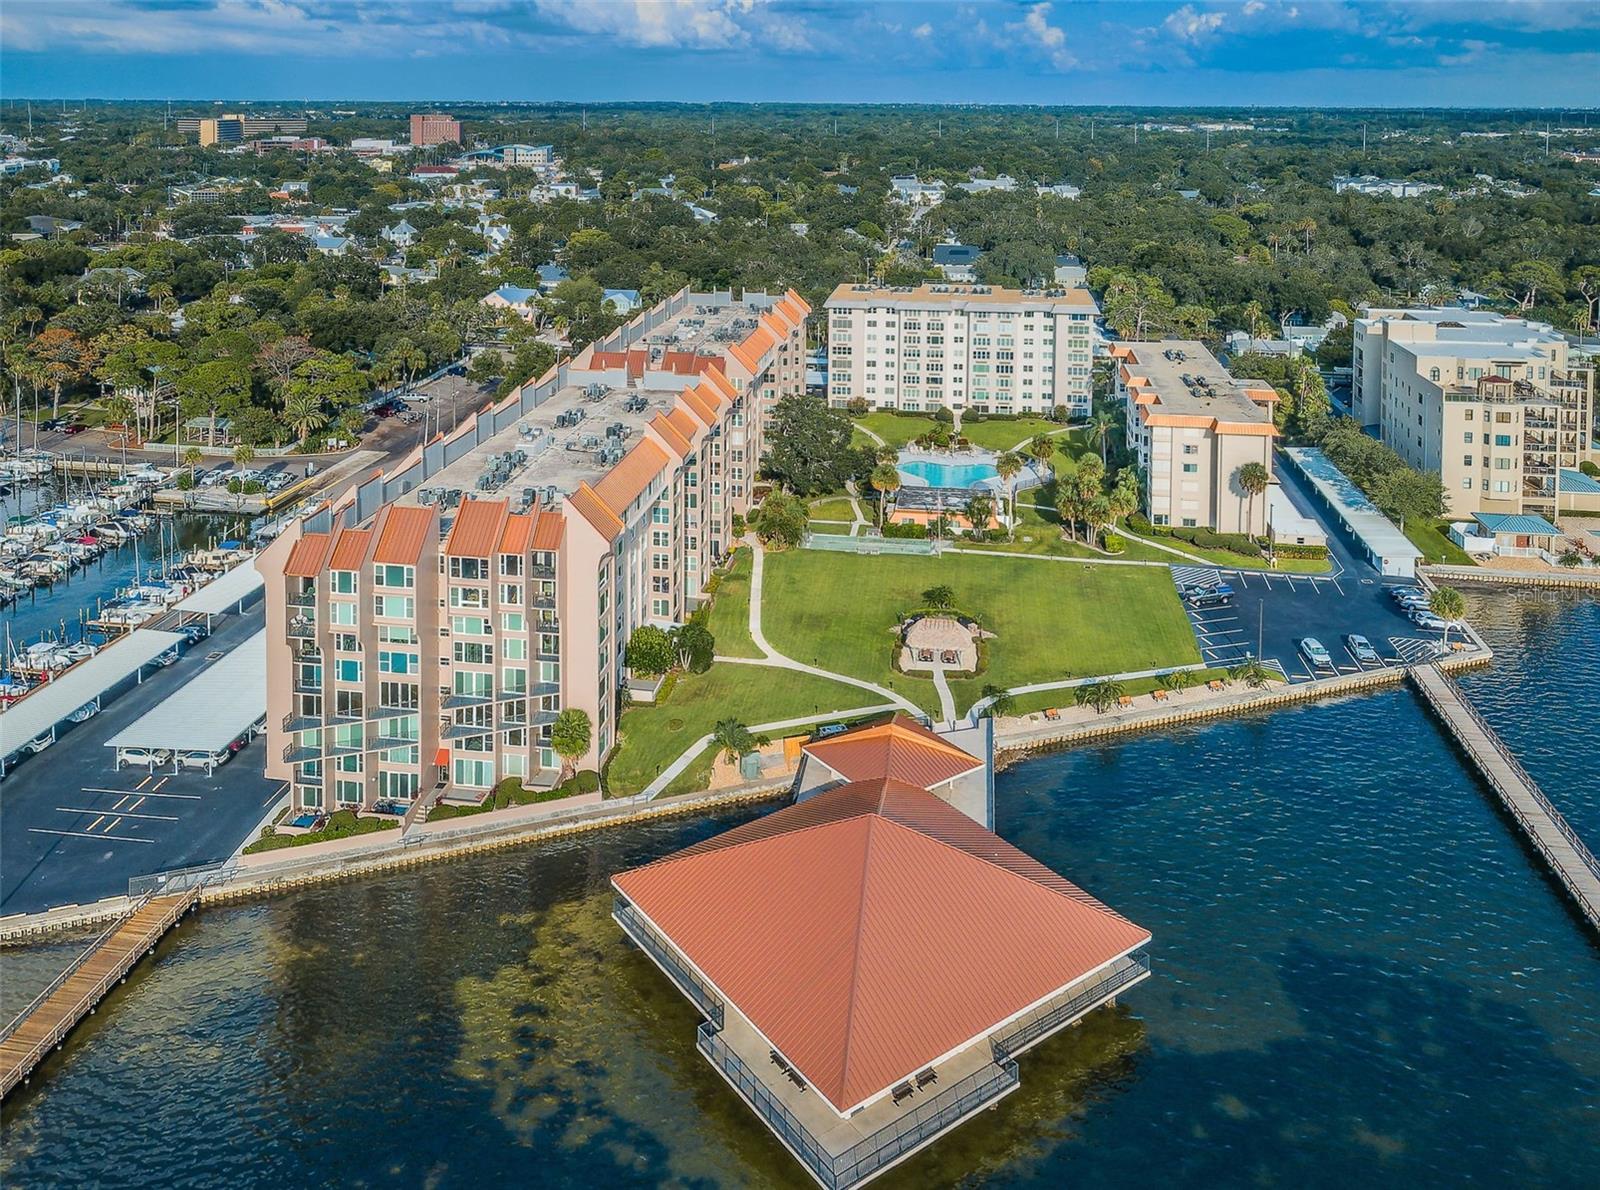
(3, 589, 1597, 1187)
(898, 458, 1000, 490)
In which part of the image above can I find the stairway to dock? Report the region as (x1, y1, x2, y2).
(1409, 662, 1600, 933)
(0, 889, 199, 1099)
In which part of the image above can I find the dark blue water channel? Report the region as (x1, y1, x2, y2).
(2, 589, 1596, 1187)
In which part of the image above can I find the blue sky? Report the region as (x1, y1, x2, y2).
(3, 1, 1598, 107)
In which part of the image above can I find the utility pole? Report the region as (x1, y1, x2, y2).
(1362, 122, 1367, 155)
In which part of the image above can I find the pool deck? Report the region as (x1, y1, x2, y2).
(896, 447, 1048, 493)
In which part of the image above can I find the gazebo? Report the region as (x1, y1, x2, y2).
(899, 614, 981, 672)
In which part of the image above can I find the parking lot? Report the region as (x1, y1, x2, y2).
(0, 609, 282, 917)
(1170, 460, 1456, 683)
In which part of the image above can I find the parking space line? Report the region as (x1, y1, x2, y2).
(80, 787, 202, 800)
(28, 827, 154, 845)
(136, 775, 153, 790)
(103, 816, 123, 832)
(57, 807, 178, 821)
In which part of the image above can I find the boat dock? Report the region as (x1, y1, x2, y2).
(1409, 662, 1600, 933)
(0, 889, 199, 1099)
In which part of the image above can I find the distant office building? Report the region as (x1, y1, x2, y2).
(1353, 307, 1596, 517)
(826, 282, 1099, 417)
(1332, 174, 1442, 198)
(179, 114, 307, 145)
(1112, 340, 1278, 535)
(410, 113, 462, 146)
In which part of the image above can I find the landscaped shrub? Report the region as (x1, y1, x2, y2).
(1580, 460, 1600, 479)
(243, 809, 398, 853)
(1272, 542, 1329, 560)
(1103, 531, 1126, 554)
(1127, 512, 1159, 536)
(881, 521, 927, 539)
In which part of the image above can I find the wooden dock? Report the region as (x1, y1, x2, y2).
(0, 890, 198, 1099)
(1410, 663, 1600, 933)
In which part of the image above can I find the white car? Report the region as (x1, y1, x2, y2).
(1299, 637, 1334, 670)
(117, 746, 173, 769)
(1409, 608, 1447, 630)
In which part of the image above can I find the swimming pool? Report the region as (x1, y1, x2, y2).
(898, 459, 1000, 489)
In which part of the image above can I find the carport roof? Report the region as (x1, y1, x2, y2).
(1475, 512, 1560, 536)
(0, 630, 187, 759)
(105, 630, 266, 754)
(173, 558, 264, 615)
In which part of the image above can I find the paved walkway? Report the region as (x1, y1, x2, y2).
(964, 663, 1209, 725)
(928, 665, 957, 726)
(950, 545, 1168, 569)
(745, 544, 922, 716)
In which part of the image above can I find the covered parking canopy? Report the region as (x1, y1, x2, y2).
(105, 630, 266, 771)
(0, 629, 187, 775)
(1283, 447, 1422, 578)
(173, 559, 264, 626)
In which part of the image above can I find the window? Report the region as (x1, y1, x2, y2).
(503, 637, 526, 661)
(374, 564, 413, 588)
(378, 681, 418, 709)
(336, 659, 361, 683)
(499, 555, 522, 577)
(331, 571, 355, 594)
(336, 779, 362, 805)
(373, 595, 414, 619)
(1494, 434, 1512, 447)
(453, 757, 494, 788)
(450, 615, 489, 636)
(1182, 463, 1198, 473)
(501, 612, 524, 633)
(378, 650, 416, 674)
(499, 583, 522, 606)
(449, 557, 485, 580)
(329, 601, 356, 626)
(454, 641, 493, 665)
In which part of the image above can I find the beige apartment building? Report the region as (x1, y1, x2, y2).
(1112, 341, 1277, 535)
(825, 282, 1099, 418)
(257, 288, 809, 812)
(1353, 308, 1596, 516)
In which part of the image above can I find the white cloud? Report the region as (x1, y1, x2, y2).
(1163, 4, 1226, 44)
(913, 22, 933, 39)
(1004, 2, 1076, 70)
(1242, 0, 1265, 14)
(532, 0, 811, 52)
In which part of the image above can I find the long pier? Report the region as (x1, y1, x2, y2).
(0, 890, 198, 1099)
(1409, 663, 1600, 933)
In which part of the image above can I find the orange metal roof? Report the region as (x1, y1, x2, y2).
(680, 383, 719, 426)
(371, 505, 435, 565)
(614, 778, 1150, 1114)
(565, 482, 624, 542)
(283, 531, 332, 578)
(531, 508, 565, 551)
(801, 714, 983, 788)
(445, 497, 509, 557)
(327, 527, 372, 571)
(649, 412, 693, 458)
(701, 366, 738, 402)
(498, 512, 534, 555)
(594, 439, 670, 515)
(666, 407, 702, 449)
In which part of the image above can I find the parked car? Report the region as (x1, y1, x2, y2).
(62, 423, 88, 435)
(265, 471, 295, 492)
(816, 723, 847, 739)
(38, 417, 65, 432)
(1389, 586, 1427, 605)
(117, 746, 173, 768)
(1409, 608, 1447, 630)
(178, 748, 230, 770)
(176, 623, 209, 645)
(1299, 637, 1334, 670)
(1345, 634, 1380, 664)
(201, 469, 230, 487)
(1187, 589, 1234, 609)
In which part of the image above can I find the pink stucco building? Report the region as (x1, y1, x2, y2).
(258, 287, 809, 811)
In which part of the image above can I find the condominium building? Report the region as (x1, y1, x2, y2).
(257, 288, 809, 813)
(410, 112, 462, 146)
(1353, 308, 1596, 516)
(1112, 341, 1277, 535)
(825, 282, 1099, 418)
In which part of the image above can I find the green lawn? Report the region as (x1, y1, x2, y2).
(704, 549, 761, 659)
(760, 549, 1202, 717)
(807, 496, 857, 521)
(605, 662, 877, 795)
(854, 412, 1077, 454)
(1402, 518, 1477, 566)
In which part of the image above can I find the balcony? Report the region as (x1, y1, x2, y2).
(287, 616, 316, 639)
(281, 711, 321, 733)
(530, 592, 557, 611)
(528, 564, 555, 580)
(286, 590, 316, 609)
(281, 741, 321, 764)
(442, 691, 493, 709)
(293, 676, 322, 695)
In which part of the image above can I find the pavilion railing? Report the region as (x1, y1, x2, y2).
(612, 896, 723, 1029)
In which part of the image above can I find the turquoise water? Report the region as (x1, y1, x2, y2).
(2, 589, 1597, 1187)
(898, 458, 1000, 489)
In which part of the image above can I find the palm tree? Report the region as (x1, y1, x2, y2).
(1108, 467, 1141, 530)
(284, 389, 329, 447)
(1087, 410, 1116, 465)
(1075, 678, 1125, 715)
(980, 684, 1015, 720)
(550, 708, 593, 783)
(1158, 669, 1196, 694)
(147, 281, 175, 313)
(712, 718, 757, 764)
(1230, 659, 1273, 689)
(869, 463, 900, 531)
(1028, 435, 1055, 475)
(230, 443, 256, 511)
(1236, 462, 1270, 537)
(994, 451, 1023, 538)
(1429, 586, 1467, 647)
(180, 445, 203, 506)
(965, 492, 995, 536)
(1054, 483, 1082, 543)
